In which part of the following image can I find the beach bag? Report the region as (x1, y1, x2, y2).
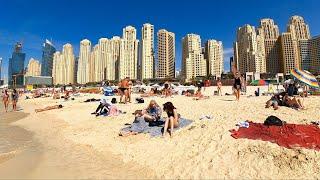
(264, 116, 285, 126)
(111, 98, 117, 104)
(136, 98, 144, 103)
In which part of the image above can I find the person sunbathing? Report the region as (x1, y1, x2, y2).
(162, 82, 172, 97)
(135, 100, 162, 122)
(163, 102, 180, 137)
(140, 88, 155, 97)
(91, 99, 111, 116)
(35, 104, 63, 113)
(282, 94, 305, 109)
(193, 88, 209, 100)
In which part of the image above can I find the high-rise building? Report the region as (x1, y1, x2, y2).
(280, 32, 300, 74)
(41, 39, 56, 76)
(234, 24, 266, 74)
(77, 39, 91, 84)
(287, 15, 311, 41)
(110, 36, 121, 81)
(182, 34, 206, 81)
(74, 57, 79, 84)
(157, 29, 175, 78)
(258, 18, 281, 74)
(229, 57, 234, 72)
(119, 26, 139, 80)
(141, 23, 154, 80)
(89, 45, 98, 82)
(298, 40, 311, 71)
(8, 42, 26, 87)
(204, 40, 224, 77)
(310, 36, 320, 74)
(26, 58, 41, 76)
(52, 43, 75, 85)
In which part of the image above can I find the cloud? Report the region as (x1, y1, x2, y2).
(223, 47, 233, 56)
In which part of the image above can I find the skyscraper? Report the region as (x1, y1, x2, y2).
(287, 16, 311, 40)
(141, 23, 154, 80)
(258, 18, 281, 74)
(26, 58, 41, 76)
(204, 40, 224, 77)
(52, 44, 75, 85)
(182, 34, 206, 81)
(110, 36, 121, 81)
(287, 16, 311, 70)
(234, 24, 266, 74)
(119, 26, 139, 80)
(77, 39, 91, 84)
(157, 29, 175, 79)
(62, 43, 75, 84)
(280, 32, 300, 74)
(41, 39, 56, 76)
(8, 42, 26, 87)
(310, 36, 320, 74)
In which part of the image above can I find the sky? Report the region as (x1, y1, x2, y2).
(1, 0, 320, 81)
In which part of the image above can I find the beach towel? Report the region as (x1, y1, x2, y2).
(121, 117, 193, 137)
(230, 122, 320, 151)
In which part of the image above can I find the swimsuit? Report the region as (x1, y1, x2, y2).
(234, 77, 241, 90)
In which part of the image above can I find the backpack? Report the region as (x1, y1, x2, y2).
(111, 98, 117, 104)
(264, 116, 285, 126)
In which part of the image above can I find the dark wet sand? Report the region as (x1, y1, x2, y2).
(0, 103, 155, 179)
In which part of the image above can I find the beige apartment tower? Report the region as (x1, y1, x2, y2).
(204, 40, 224, 77)
(287, 15, 311, 41)
(119, 26, 139, 80)
(77, 39, 91, 84)
(26, 58, 41, 76)
(141, 23, 154, 80)
(234, 24, 266, 74)
(182, 34, 206, 81)
(280, 32, 300, 74)
(258, 18, 281, 74)
(157, 29, 175, 78)
(52, 44, 75, 85)
(310, 36, 320, 74)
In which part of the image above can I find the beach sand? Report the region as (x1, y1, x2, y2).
(1, 86, 320, 179)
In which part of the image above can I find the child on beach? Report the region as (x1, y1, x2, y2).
(163, 102, 180, 137)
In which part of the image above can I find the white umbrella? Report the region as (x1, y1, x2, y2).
(152, 84, 160, 88)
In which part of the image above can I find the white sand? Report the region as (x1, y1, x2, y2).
(5, 86, 320, 179)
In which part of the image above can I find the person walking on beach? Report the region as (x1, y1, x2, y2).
(2, 89, 10, 112)
(217, 78, 222, 96)
(11, 89, 19, 111)
(128, 78, 133, 103)
(163, 102, 180, 138)
(232, 65, 242, 101)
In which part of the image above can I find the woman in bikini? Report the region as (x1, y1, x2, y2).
(11, 89, 19, 111)
(2, 89, 10, 112)
(233, 72, 242, 101)
(217, 78, 222, 96)
(163, 102, 180, 137)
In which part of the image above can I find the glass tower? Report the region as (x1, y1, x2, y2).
(41, 39, 56, 76)
(8, 42, 26, 87)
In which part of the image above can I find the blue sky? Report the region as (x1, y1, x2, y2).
(1, 0, 320, 81)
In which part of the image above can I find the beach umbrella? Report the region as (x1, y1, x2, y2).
(290, 69, 319, 88)
(250, 79, 268, 86)
(152, 84, 160, 88)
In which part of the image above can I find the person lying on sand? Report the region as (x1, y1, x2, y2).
(282, 94, 305, 110)
(193, 88, 210, 100)
(135, 100, 162, 122)
(35, 104, 63, 113)
(140, 88, 156, 97)
(163, 102, 180, 137)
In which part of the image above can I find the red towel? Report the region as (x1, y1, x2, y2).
(230, 122, 320, 151)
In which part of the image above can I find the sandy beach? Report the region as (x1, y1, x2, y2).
(1, 86, 320, 179)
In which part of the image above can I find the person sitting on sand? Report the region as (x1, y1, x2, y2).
(53, 91, 61, 99)
(135, 100, 162, 122)
(265, 94, 282, 110)
(91, 99, 111, 116)
(35, 104, 63, 113)
(162, 82, 172, 97)
(163, 102, 180, 137)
